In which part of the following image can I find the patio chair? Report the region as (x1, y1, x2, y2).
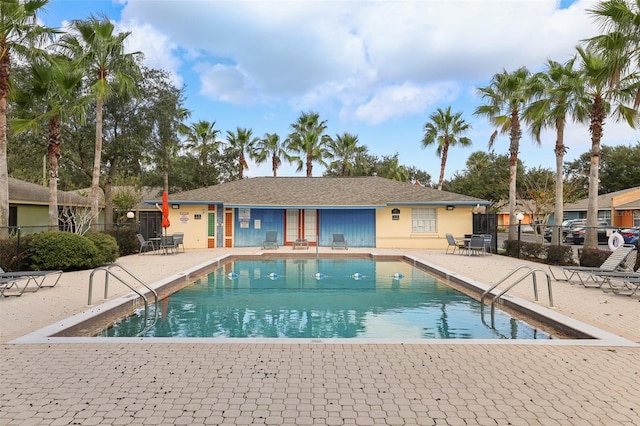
(445, 233, 465, 254)
(0, 267, 62, 295)
(136, 233, 156, 255)
(548, 244, 636, 287)
(262, 230, 279, 249)
(467, 235, 486, 256)
(331, 233, 348, 250)
(482, 234, 493, 255)
(172, 232, 185, 253)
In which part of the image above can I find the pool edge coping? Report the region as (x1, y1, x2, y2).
(8, 252, 639, 347)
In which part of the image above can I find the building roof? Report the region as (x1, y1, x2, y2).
(563, 186, 640, 211)
(9, 177, 90, 206)
(155, 176, 489, 208)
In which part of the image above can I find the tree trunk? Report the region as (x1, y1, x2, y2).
(89, 97, 104, 231)
(48, 115, 62, 229)
(553, 121, 566, 245)
(0, 47, 10, 236)
(437, 141, 449, 191)
(507, 112, 522, 241)
(272, 154, 277, 177)
(585, 97, 605, 250)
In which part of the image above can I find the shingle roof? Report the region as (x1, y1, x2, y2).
(563, 186, 640, 211)
(9, 178, 90, 206)
(159, 176, 488, 208)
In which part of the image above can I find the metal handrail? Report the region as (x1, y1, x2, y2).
(88, 263, 159, 336)
(480, 264, 554, 329)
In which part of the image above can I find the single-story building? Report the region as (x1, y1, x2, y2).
(147, 176, 490, 250)
(562, 186, 640, 228)
(8, 177, 93, 235)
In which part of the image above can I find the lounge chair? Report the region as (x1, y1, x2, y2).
(136, 233, 156, 255)
(331, 233, 348, 250)
(548, 244, 637, 287)
(445, 233, 465, 255)
(262, 230, 279, 249)
(0, 266, 62, 296)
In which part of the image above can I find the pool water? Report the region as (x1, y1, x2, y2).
(104, 257, 552, 339)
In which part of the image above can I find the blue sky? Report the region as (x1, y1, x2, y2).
(41, 0, 639, 181)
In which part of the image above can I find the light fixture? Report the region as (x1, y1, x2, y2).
(126, 211, 135, 219)
(516, 212, 524, 221)
(446, 205, 455, 211)
(172, 204, 180, 209)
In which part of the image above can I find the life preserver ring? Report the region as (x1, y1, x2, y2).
(608, 232, 625, 251)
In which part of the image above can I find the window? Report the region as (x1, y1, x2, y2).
(598, 211, 611, 223)
(634, 211, 640, 227)
(412, 208, 437, 233)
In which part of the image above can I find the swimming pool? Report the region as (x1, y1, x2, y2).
(103, 257, 553, 339)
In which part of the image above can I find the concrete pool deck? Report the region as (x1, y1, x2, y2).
(2, 247, 640, 424)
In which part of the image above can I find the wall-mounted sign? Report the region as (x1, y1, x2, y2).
(194, 214, 202, 220)
(391, 208, 400, 214)
(239, 208, 250, 219)
(392, 215, 400, 221)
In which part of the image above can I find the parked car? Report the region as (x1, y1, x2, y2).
(619, 228, 640, 246)
(571, 221, 615, 245)
(544, 219, 579, 243)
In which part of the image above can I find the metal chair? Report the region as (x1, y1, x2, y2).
(136, 234, 155, 255)
(262, 231, 279, 249)
(331, 233, 348, 250)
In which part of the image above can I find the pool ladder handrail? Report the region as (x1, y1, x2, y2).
(88, 263, 159, 336)
(480, 264, 553, 329)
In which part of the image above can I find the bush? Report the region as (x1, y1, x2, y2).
(502, 239, 577, 266)
(579, 248, 612, 267)
(84, 231, 119, 264)
(0, 235, 33, 272)
(105, 227, 138, 256)
(546, 245, 576, 266)
(28, 231, 102, 271)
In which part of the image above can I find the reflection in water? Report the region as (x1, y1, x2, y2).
(104, 258, 552, 340)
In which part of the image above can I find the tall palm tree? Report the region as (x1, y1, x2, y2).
(327, 132, 365, 177)
(475, 67, 537, 241)
(421, 106, 472, 191)
(11, 55, 85, 228)
(576, 45, 639, 248)
(226, 127, 259, 179)
(285, 111, 330, 177)
(253, 132, 289, 177)
(0, 0, 55, 232)
(58, 15, 142, 229)
(524, 58, 589, 245)
(180, 120, 220, 186)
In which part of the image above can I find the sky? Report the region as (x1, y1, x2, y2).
(40, 0, 639, 182)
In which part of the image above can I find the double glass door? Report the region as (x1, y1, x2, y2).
(285, 209, 317, 245)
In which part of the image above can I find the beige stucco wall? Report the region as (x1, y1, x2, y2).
(165, 204, 212, 249)
(375, 206, 474, 249)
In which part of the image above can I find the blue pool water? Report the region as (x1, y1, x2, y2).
(104, 257, 553, 339)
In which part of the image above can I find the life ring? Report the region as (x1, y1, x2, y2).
(608, 232, 625, 251)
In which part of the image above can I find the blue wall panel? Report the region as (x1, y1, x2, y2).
(234, 209, 284, 247)
(319, 209, 376, 247)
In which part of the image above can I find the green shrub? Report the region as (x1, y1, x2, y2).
(28, 231, 101, 271)
(105, 227, 138, 256)
(579, 248, 611, 267)
(84, 231, 119, 264)
(546, 245, 576, 266)
(0, 235, 33, 271)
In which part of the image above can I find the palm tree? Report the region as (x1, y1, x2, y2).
(11, 55, 85, 228)
(524, 58, 589, 245)
(475, 67, 537, 241)
(576, 45, 639, 248)
(226, 127, 259, 179)
(180, 120, 220, 186)
(421, 106, 472, 191)
(327, 132, 366, 177)
(285, 111, 330, 177)
(253, 132, 289, 177)
(0, 0, 55, 233)
(58, 15, 142, 229)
